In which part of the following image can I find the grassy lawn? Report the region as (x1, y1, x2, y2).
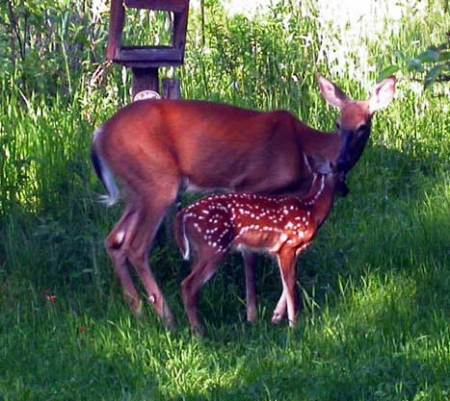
(0, 1, 449, 400)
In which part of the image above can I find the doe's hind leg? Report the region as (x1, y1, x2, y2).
(125, 189, 179, 329)
(106, 205, 142, 315)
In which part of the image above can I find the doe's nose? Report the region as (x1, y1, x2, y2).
(336, 154, 351, 172)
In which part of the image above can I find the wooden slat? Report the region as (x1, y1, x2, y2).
(115, 60, 184, 68)
(116, 46, 183, 63)
(125, 0, 187, 12)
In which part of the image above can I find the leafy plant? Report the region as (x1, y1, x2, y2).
(380, 33, 450, 89)
(408, 35, 450, 89)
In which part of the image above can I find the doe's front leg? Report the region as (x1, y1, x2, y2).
(242, 251, 258, 323)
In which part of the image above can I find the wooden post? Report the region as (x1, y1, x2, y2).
(160, 78, 182, 246)
(131, 67, 160, 98)
(106, 0, 125, 60)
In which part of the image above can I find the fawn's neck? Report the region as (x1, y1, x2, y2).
(301, 173, 337, 227)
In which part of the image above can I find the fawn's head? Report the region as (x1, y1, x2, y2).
(307, 155, 349, 198)
(317, 75, 397, 174)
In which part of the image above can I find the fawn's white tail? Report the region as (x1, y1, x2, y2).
(175, 212, 191, 261)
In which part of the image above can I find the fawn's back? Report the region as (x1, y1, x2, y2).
(177, 192, 322, 259)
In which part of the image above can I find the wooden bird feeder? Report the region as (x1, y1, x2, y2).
(106, 0, 189, 99)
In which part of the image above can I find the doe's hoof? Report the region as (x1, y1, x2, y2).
(192, 325, 205, 337)
(130, 299, 143, 318)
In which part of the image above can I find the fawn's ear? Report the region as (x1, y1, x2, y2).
(369, 76, 397, 114)
(317, 75, 349, 110)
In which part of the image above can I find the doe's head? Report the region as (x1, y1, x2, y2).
(317, 75, 397, 173)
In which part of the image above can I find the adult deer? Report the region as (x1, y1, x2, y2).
(91, 75, 396, 328)
(175, 157, 347, 335)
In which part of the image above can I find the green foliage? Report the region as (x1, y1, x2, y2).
(0, 1, 450, 400)
(411, 41, 450, 88)
(387, 39, 450, 90)
(0, 0, 109, 98)
(379, 32, 450, 89)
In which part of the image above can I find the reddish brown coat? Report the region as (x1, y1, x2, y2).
(91, 75, 396, 328)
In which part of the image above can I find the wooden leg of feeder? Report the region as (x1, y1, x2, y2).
(163, 79, 181, 100)
(160, 79, 182, 248)
(131, 67, 160, 99)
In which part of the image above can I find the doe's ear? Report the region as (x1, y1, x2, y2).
(317, 75, 349, 110)
(369, 76, 397, 113)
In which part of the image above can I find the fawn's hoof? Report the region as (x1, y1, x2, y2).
(271, 312, 284, 325)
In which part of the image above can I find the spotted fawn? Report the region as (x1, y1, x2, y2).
(175, 158, 348, 335)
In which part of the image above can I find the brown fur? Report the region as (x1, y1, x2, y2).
(92, 75, 396, 327)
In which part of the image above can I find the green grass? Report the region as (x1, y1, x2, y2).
(1, 1, 450, 400)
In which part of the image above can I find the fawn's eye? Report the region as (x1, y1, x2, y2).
(336, 122, 341, 130)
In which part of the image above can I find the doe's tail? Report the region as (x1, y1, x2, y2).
(91, 128, 120, 207)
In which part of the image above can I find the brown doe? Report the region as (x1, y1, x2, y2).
(91, 75, 396, 328)
(175, 157, 347, 335)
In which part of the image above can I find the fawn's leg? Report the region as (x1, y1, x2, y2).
(271, 290, 287, 325)
(276, 247, 299, 326)
(181, 254, 223, 336)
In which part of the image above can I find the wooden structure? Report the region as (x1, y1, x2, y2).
(106, 0, 189, 99)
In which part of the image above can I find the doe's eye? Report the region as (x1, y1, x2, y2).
(336, 122, 341, 130)
(357, 123, 368, 132)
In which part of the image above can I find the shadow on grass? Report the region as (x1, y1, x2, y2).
(1, 141, 449, 401)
